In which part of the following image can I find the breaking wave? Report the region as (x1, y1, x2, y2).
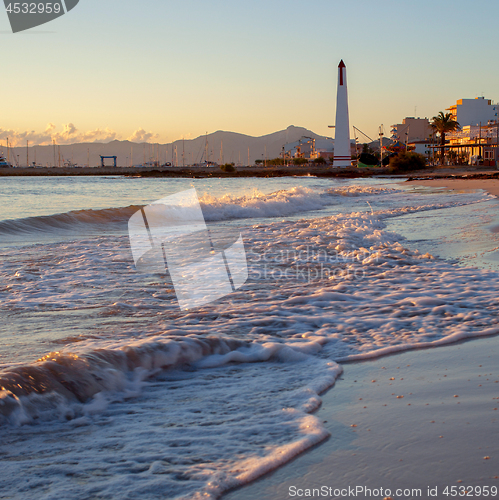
(0, 185, 404, 237)
(0, 205, 141, 236)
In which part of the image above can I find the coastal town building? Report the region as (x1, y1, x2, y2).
(390, 117, 432, 144)
(407, 140, 433, 158)
(445, 122, 499, 166)
(446, 97, 498, 127)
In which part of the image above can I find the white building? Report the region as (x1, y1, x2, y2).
(447, 97, 498, 127)
(408, 140, 433, 157)
(390, 117, 432, 143)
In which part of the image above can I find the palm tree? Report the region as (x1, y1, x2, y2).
(431, 111, 460, 164)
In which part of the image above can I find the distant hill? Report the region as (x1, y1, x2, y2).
(4, 126, 332, 167)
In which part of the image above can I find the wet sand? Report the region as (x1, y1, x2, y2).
(406, 178, 499, 198)
(224, 335, 499, 500)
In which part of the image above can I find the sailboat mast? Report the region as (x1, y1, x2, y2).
(379, 125, 384, 165)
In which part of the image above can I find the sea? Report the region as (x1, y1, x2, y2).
(1, 175, 499, 500)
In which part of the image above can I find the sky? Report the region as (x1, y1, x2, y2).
(1, 0, 499, 146)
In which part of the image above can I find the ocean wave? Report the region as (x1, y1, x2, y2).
(0, 337, 242, 422)
(0, 205, 142, 236)
(199, 185, 402, 220)
(198, 186, 334, 220)
(0, 335, 335, 425)
(0, 335, 342, 500)
(3, 202, 499, 425)
(325, 185, 402, 196)
(0, 185, 407, 237)
(2, 196, 499, 499)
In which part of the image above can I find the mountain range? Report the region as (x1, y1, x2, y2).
(4, 126, 332, 168)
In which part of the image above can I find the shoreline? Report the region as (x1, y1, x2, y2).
(222, 173, 499, 499)
(0, 165, 386, 178)
(0, 164, 497, 179)
(405, 176, 499, 198)
(224, 335, 499, 500)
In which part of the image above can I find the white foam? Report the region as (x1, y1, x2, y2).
(1, 182, 499, 499)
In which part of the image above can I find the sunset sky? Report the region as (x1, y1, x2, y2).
(1, 0, 499, 146)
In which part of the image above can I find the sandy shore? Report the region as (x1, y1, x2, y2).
(406, 178, 499, 198)
(224, 335, 499, 500)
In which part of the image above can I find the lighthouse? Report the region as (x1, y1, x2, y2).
(333, 60, 351, 168)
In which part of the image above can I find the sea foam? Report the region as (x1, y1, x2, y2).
(1, 183, 499, 500)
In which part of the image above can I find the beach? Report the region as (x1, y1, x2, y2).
(1, 174, 499, 499)
(4, 0, 499, 497)
(224, 173, 499, 500)
(407, 177, 499, 198)
(224, 335, 499, 500)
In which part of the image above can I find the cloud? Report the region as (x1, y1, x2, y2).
(0, 124, 159, 147)
(127, 128, 159, 143)
(0, 124, 54, 146)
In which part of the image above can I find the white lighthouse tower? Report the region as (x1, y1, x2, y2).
(333, 60, 351, 168)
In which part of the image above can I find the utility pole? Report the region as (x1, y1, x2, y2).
(379, 125, 384, 166)
(479, 121, 482, 161)
(496, 120, 499, 167)
(26, 140, 29, 167)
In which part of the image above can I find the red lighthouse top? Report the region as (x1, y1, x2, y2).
(338, 60, 346, 86)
